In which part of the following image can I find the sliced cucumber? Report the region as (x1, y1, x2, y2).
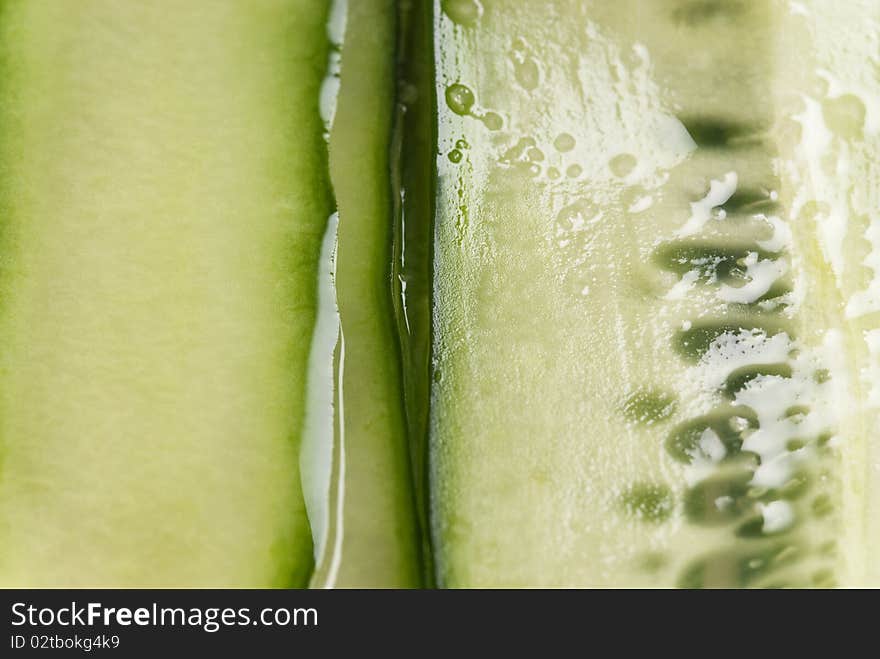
(0, 0, 332, 586)
(429, 0, 879, 587)
(306, 0, 422, 588)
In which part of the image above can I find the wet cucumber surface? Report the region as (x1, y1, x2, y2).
(0, 0, 875, 589)
(306, 0, 422, 588)
(428, 0, 880, 587)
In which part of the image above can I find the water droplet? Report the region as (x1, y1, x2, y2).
(566, 164, 582, 178)
(441, 0, 483, 27)
(513, 58, 540, 91)
(445, 83, 475, 116)
(455, 138, 469, 150)
(526, 147, 544, 162)
(553, 132, 576, 152)
(501, 136, 535, 163)
(527, 163, 541, 177)
(481, 111, 503, 131)
(609, 153, 637, 178)
(555, 200, 597, 232)
(448, 149, 463, 163)
(508, 37, 540, 91)
(547, 167, 561, 180)
(822, 94, 866, 140)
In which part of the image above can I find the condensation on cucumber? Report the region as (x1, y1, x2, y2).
(429, 0, 880, 587)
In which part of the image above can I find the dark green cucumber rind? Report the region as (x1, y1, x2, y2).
(394, 0, 438, 586)
(328, 0, 421, 587)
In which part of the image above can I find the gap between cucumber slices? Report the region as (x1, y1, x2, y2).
(428, 0, 880, 587)
(393, 0, 440, 587)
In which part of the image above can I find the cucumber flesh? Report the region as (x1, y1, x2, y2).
(429, 0, 879, 587)
(0, 0, 331, 586)
(775, 0, 880, 585)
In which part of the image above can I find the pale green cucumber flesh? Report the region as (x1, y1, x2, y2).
(429, 0, 880, 587)
(0, 0, 332, 586)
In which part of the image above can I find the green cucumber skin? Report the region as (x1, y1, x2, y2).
(428, 0, 877, 587)
(312, 0, 423, 588)
(0, 0, 331, 587)
(395, 0, 440, 588)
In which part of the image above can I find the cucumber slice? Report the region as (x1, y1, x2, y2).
(306, 0, 422, 588)
(429, 0, 879, 586)
(0, 1, 332, 586)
